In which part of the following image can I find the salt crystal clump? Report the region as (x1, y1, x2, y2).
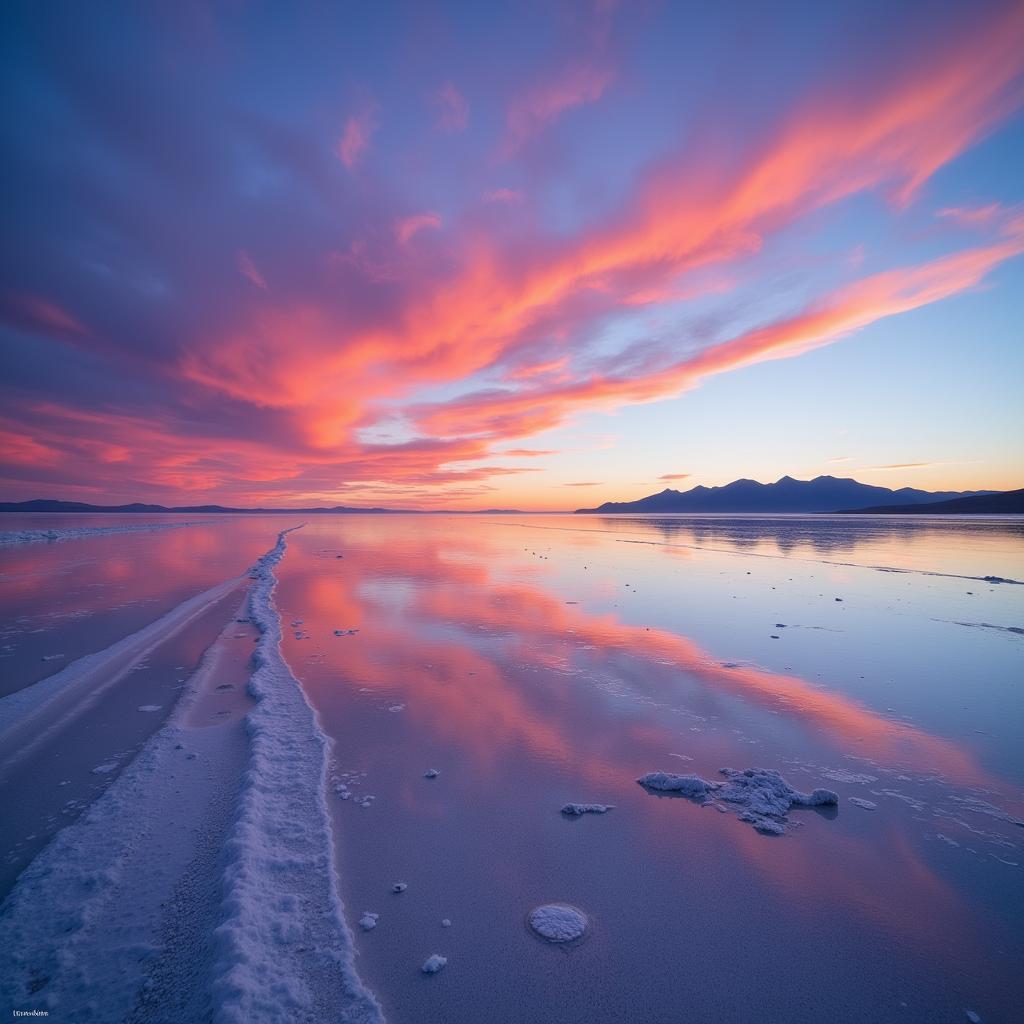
(392, 882, 408, 894)
(422, 954, 447, 974)
(849, 797, 877, 810)
(636, 773, 713, 798)
(528, 903, 588, 943)
(441, 918, 452, 927)
(637, 767, 838, 835)
(560, 803, 613, 816)
(359, 912, 379, 930)
(424, 768, 440, 779)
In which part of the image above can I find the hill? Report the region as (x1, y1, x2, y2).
(839, 488, 1024, 515)
(574, 476, 994, 514)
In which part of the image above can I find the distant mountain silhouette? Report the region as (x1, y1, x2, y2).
(839, 488, 1024, 515)
(574, 476, 996, 514)
(0, 498, 399, 514)
(0, 498, 532, 515)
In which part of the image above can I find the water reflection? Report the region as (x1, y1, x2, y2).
(579, 514, 1024, 577)
(273, 517, 1023, 1021)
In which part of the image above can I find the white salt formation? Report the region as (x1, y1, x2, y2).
(638, 767, 838, 835)
(421, 954, 447, 974)
(424, 768, 440, 778)
(560, 803, 613, 816)
(359, 912, 379, 931)
(528, 903, 588, 943)
(392, 882, 408, 894)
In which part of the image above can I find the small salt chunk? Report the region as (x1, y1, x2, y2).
(359, 912, 379, 931)
(392, 882, 408, 894)
(422, 954, 447, 974)
(560, 803, 613, 816)
(441, 918, 452, 927)
(424, 768, 440, 778)
(529, 903, 588, 942)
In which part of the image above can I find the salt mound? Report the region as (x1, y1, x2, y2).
(561, 803, 613, 816)
(528, 903, 588, 943)
(422, 954, 447, 974)
(359, 912, 379, 930)
(638, 767, 838, 835)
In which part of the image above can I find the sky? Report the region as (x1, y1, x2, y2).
(1, 0, 1022, 510)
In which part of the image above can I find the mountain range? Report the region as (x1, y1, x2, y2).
(574, 476, 1000, 514)
(0, 499, 530, 515)
(839, 488, 1024, 515)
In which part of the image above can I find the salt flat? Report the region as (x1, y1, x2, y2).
(1, 512, 1021, 1023)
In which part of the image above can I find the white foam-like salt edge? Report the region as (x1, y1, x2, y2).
(0, 520, 202, 547)
(211, 527, 382, 1024)
(0, 528, 383, 1024)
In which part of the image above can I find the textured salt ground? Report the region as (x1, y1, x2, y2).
(0, 586, 247, 899)
(0, 573, 247, 773)
(0, 600, 257, 1021)
(0, 530, 382, 1024)
(0, 521, 202, 547)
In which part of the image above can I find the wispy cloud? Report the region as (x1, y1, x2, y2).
(483, 188, 524, 204)
(337, 106, 377, 169)
(501, 63, 612, 157)
(395, 211, 442, 246)
(433, 82, 468, 132)
(237, 250, 267, 290)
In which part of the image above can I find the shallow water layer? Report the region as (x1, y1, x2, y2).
(272, 514, 1023, 1024)
(1, 512, 1022, 1023)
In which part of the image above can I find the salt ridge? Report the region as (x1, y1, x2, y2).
(211, 526, 382, 1024)
(0, 528, 383, 1024)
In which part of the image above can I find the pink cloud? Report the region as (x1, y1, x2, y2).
(937, 203, 1003, 228)
(2, 292, 88, 339)
(434, 81, 468, 132)
(502, 62, 613, 156)
(483, 188, 524, 204)
(337, 107, 377, 169)
(237, 250, 267, 290)
(395, 211, 442, 246)
(658, 473, 690, 481)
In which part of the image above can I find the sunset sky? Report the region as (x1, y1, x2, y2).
(1, 0, 1022, 510)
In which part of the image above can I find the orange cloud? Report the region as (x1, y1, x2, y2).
(413, 226, 1024, 441)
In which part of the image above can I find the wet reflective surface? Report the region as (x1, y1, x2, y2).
(2, 512, 1022, 1022)
(274, 515, 1024, 1024)
(0, 515, 281, 697)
